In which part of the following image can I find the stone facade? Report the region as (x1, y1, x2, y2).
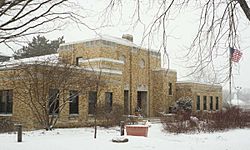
(176, 82, 223, 112)
(0, 34, 223, 129)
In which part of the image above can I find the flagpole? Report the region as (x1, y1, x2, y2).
(229, 54, 232, 106)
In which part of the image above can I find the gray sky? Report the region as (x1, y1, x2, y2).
(1, 0, 249, 89)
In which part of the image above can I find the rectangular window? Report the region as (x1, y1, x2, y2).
(169, 82, 173, 95)
(196, 95, 200, 111)
(76, 57, 82, 66)
(48, 89, 59, 115)
(105, 92, 113, 112)
(69, 90, 79, 114)
(216, 97, 219, 110)
(203, 96, 207, 110)
(210, 96, 213, 111)
(88, 91, 97, 114)
(0, 90, 13, 114)
(124, 90, 129, 115)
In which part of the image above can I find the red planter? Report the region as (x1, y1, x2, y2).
(125, 125, 149, 137)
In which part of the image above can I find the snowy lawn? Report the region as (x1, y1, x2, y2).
(0, 123, 250, 150)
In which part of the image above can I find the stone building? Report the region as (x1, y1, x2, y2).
(0, 34, 222, 129)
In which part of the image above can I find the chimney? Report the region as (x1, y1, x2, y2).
(122, 34, 133, 42)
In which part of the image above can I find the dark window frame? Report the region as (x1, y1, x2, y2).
(169, 82, 173, 95)
(0, 90, 13, 114)
(69, 90, 79, 115)
(216, 96, 219, 110)
(203, 96, 207, 110)
(196, 95, 200, 111)
(210, 96, 213, 111)
(76, 57, 83, 66)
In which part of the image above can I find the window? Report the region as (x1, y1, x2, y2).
(48, 89, 59, 115)
(105, 92, 113, 112)
(169, 82, 173, 95)
(210, 96, 213, 111)
(203, 96, 207, 110)
(196, 95, 200, 111)
(139, 59, 145, 68)
(76, 57, 82, 66)
(216, 97, 219, 110)
(88, 91, 97, 114)
(0, 90, 13, 114)
(69, 90, 79, 114)
(119, 55, 126, 63)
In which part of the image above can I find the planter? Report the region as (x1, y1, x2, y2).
(125, 125, 148, 137)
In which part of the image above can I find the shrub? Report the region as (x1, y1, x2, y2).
(96, 104, 124, 127)
(161, 107, 250, 134)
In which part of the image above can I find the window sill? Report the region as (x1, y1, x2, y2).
(88, 114, 94, 117)
(69, 114, 79, 119)
(0, 114, 12, 117)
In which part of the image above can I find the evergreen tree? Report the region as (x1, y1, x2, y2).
(14, 35, 64, 59)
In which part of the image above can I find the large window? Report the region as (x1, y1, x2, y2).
(48, 89, 59, 115)
(216, 96, 219, 110)
(203, 96, 207, 110)
(105, 92, 113, 112)
(196, 95, 200, 111)
(210, 96, 213, 111)
(169, 82, 173, 95)
(0, 90, 13, 114)
(88, 91, 97, 114)
(69, 90, 79, 115)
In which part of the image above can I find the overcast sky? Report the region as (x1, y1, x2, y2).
(1, 0, 249, 90)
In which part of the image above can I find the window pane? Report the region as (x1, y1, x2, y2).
(203, 96, 207, 110)
(105, 92, 113, 112)
(69, 90, 79, 114)
(6, 90, 13, 114)
(169, 83, 173, 95)
(49, 89, 59, 115)
(196, 95, 200, 111)
(210, 96, 213, 110)
(216, 97, 219, 110)
(0, 90, 13, 114)
(88, 91, 97, 114)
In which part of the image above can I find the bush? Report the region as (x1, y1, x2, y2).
(0, 118, 15, 133)
(161, 107, 250, 134)
(96, 104, 124, 128)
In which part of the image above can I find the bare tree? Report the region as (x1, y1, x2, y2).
(0, 0, 90, 50)
(4, 56, 95, 130)
(101, 0, 250, 82)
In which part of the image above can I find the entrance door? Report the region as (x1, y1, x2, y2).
(137, 91, 147, 117)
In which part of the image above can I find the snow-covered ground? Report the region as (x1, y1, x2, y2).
(1, 123, 250, 150)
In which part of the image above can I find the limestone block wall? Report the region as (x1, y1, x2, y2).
(58, 38, 161, 117)
(151, 69, 177, 116)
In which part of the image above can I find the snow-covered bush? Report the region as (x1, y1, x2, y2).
(170, 97, 192, 113)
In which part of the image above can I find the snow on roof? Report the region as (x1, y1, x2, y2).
(59, 34, 160, 55)
(79, 57, 124, 64)
(0, 54, 59, 69)
(60, 34, 138, 48)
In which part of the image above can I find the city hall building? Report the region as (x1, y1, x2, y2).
(0, 34, 222, 129)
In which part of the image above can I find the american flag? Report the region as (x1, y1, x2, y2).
(230, 47, 242, 63)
